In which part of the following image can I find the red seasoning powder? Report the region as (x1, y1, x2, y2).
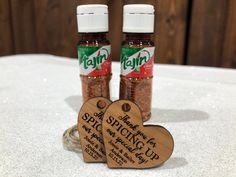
(77, 5, 111, 102)
(120, 5, 155, 121)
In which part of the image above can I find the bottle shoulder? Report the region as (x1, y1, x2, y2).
(122, 40, 154, 48)
(78, 33, 110, 47)
(78, 39, 110, 47)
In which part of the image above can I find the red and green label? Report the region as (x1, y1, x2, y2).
(77, 45, 111, 76)
(121, 47, 155, 77)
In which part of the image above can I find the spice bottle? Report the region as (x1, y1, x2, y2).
(120, 4, 155, 121)
(77, 5, 111, 102)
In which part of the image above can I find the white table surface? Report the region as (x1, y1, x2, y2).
(0, 54, 236, 177)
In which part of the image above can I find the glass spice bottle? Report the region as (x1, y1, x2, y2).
(77, 5, 111, 102)
(120, 4, 155, 121)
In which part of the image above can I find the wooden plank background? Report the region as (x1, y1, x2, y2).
(0, 0, 236, 68)
(222, 0, 236, 68)
(33, 0, 79, 56)
(0, 0, 14, 55)
(10, 0, 37, 54)
(156, 0, 188, 64)
(187, 0, 228, 67)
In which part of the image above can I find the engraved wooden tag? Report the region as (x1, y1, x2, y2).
(78, 97, 112, 162)
(102, 100, 174, 168)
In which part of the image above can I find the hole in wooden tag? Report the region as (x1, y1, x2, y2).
(122, 103, 131, 112)
(78, 97, 112, 163)
(97, 100, 107, 109)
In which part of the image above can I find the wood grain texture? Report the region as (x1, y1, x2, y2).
(10, 0, 37, 54)
(103, 100, 174, 169)
(108, 0, 124, 61)
(1, 0, 235, 68)
(33, 0, 108, 57)
(156, 0, 188, 64)
(78, 97, 112, 162)
(78, 0, 108, 5)
(0, 0, 14, 56)
(222, 0, 236, 68)
(187, 0, 228, 67)
(125, 0, 155, 6)
(34, 0, 79, 57)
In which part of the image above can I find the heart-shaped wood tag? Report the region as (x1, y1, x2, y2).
(78, 97, 112, 162)
(102, 100, 174, 168)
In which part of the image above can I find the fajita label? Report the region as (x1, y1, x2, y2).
(120, 47, 155, 77)
(78, 45, 111, 76)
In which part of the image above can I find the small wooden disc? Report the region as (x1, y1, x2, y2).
(102, 100, 174, 169)
(78, 97, 112, 162)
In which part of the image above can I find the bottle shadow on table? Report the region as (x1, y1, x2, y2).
(150, 108, 209, 123)
(158, 157, 188, 170)
(65, 95, 83, 113)
(65, 95, 209, 123)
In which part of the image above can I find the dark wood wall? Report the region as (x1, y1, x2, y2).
(0, 0, 236, 68)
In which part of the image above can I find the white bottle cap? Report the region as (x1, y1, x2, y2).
(77, 4, 108, 33)
(123, 4, 155, 33)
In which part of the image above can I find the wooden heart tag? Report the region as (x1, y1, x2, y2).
(78, 97, 112, 162)
(102, 100, 174, 168)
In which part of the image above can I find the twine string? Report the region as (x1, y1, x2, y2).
(63, 125, 82, 153)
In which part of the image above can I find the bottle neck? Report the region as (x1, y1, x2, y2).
(79, 33, 107, 41)
(125, 33, 152, 41)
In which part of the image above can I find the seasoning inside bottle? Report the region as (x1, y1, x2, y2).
(77, 5, 111, 102)
(120, 4, 155, 121)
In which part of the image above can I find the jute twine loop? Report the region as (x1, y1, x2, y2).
(63, 125, 82, 153)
